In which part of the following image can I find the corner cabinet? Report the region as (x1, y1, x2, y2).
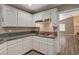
(0, 5, 18, 27)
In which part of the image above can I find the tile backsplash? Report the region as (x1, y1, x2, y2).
(0, 27, 39, 34)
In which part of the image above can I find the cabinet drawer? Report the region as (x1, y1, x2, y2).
(7, 40, 18, 46)
(41, 38, 48, 43)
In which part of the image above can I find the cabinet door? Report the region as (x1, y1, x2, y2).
(51, 8, 58, 26)
(39, 38, 48, 54)
(17, 39, 23, 55)
(7, 44, 19, 55)
(26, 14, 33, 27)
(47, 39, 54, 55)
(0, 48, 7, 55)
(47, 39, 54, 46)
(39, 41, 48, 54)
(33, 39, 40, 51)
(42, 10, 51, 19)
(18, 11, 32, 27)
(33, 12, 44, 21)
(2, 6, 18, 26)
(47, 44, 54, 55)
(33, 12, 44, 27)
(33, 36, 40, 51)
(23, 37, 32, 53)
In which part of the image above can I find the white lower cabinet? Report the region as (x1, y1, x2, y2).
(33, 36, 40, 51)
(0, 42, 7, 55)
(0, 36, 55, 55)
(7, 39, 19, 55)
(48, 44, 54, 55)
(47, 39, 55, 55)
(7, 44, 19, 55)
(39, 41, 48, 54)
(22, 37, 32, 54)
(7, 36, 32, 55)
(17, 39, 23, 55)
(33, 39, 40, 51)
(0, 48, 7, 55)
(33, 36, 55, 55)
(7, 39, 18, 46)
(39, 38, 48, 54)
(0, 42, 7, 50)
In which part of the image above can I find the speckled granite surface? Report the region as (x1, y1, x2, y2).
(0, 31, 57, 44)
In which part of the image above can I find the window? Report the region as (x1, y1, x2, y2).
(59, 24, 65, 31)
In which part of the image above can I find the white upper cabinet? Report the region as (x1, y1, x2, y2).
(33, 10, 51, 21)
(33, 8, 58, 27)
(0, 5, 33, 27)
(18, 10, 33, 27)
(50, 8, 58, 26)
(33, 11, 49, 27)
(32, 12, 44, 26)
(0, 5, 58, 27)
(32, 10, 51, 27)
(42, 10, 51, 19)
(33, 12, 44, 21)
(1, 5, 18, 27)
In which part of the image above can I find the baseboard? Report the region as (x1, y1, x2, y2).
(23, 49, 45, 55)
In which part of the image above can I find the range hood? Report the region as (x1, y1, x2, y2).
(35, 19, 51, 23)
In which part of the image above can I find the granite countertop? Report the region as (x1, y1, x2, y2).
(0, 32, 57, 44)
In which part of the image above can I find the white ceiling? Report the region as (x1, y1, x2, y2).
(9, 4, 62, 13)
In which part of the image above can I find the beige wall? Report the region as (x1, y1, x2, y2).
(36, 22, 54, 32)
(0, 27, 39, 33)
(59, 17, 74, 35)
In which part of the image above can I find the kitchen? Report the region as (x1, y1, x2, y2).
(0, 4, 79, 55)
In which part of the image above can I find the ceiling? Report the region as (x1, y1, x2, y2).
(9, 4, 62, 14)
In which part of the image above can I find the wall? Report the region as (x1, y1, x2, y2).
(36, 22, 54, 32)
(0, 27, 39, 34)
(59, 17, 74, 35)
